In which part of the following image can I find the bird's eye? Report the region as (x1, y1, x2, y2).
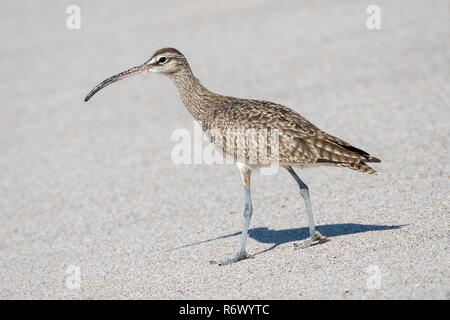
(158, 56, 167, 63)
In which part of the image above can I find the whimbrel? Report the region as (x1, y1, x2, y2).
(85, 48, 381, 265)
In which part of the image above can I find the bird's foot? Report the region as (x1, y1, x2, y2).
(209, 252, 253, 266)
(294, 231, 329, 249)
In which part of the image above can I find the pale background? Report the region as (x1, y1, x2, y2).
(0, 0, 448, 299)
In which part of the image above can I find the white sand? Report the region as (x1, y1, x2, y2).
(0, 0, 448, 299)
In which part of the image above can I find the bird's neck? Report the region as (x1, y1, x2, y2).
(170, 68, 214, 122)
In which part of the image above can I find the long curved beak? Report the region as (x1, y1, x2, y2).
(84, 63, 149, 102)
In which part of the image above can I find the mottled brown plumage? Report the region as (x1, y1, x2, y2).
(165, 50, 380, 173)
(85, 48, 381, 265)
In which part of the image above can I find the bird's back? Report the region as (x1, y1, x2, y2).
(202, 96, 380, 173)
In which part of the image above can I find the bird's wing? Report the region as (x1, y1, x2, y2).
(203, 99, 380, 167)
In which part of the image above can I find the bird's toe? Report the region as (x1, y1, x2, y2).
(294, 231, 329, 249)
(210, 252, 253, 266)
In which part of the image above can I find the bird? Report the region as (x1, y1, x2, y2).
(84, 47, 381, 265)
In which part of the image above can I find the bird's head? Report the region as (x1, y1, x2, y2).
(84, 47, 188, 102)
(146, 47, 188, 75)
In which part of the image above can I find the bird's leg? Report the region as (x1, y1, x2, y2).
(211, 164, 254, 265)
(285, 166, 329, 248)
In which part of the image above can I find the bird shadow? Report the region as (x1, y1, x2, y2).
(166, 223, 406, 256)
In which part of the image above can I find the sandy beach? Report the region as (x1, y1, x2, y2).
(0, 0, 448, 299)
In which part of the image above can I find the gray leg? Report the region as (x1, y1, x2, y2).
(285, 166, 328, 248)
(211, 164, 254, 265)
(235, 186, 253, 257)
(213, 186, 253, 265)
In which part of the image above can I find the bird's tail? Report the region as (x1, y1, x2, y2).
(338, 162, 378, 174)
